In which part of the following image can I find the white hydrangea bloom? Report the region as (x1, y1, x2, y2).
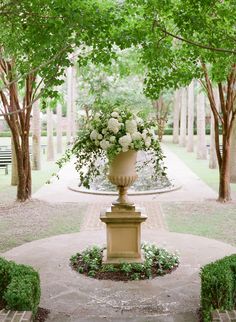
(136, 116, 144, 125)
(97, 134, 103, 140)
(141, 129, 148, 140)
(90, 130, 98, 140)
(119, 133, 132, 152)
(145, 136, 152, 147)
(111, 111, 119, 118)
(125, 119, 137, 134)
(100, 140, 110, 150)
(110, 136, 116, 143)
(108, 118, 120, 134)
(94, 113, 100, 121)
(131, 131, 142, 141)
(102, 129, 107, 135)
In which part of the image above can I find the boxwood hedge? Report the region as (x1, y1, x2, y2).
(0, 257, 40, 315)
(200, 254, 236, 322)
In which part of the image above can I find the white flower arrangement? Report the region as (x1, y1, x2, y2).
(69, 107, 166, 188)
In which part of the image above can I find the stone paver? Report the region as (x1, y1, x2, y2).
(3, 230, 236, 322)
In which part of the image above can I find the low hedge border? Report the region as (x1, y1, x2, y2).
(200, 254, 236, 322)
(0, 257, 40, 316)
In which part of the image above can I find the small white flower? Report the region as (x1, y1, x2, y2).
(110, 136, 116, 143)
(111, 111, 119, 118)
(119, 133, 132, 151)
(97, 134, 103, 140)
(94, 113, 100, 121)
(126, 119, 137, 134)
(108, 118, 120, 134)
(131, 131, 142, 141)
(90, 130, 98, 140)
(136, 116, 143, 125)
(100, 140, 110, 150)
(102, 129, 107, 135)
(141, 129, 148, 140)
(145, 136, 152, 147)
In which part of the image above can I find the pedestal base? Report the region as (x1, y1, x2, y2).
(102, 249, 145, 265)
(100, 204, 147, 263)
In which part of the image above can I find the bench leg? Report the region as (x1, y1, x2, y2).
(5, 165, 8, 175)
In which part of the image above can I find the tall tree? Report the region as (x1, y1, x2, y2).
(230, 119, 236, 183)
(125, 0, 236, 201)
(187, 81, 194, 152)
(0, 0, 119, 201)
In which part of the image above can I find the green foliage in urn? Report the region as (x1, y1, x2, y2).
(69, 106, 166, 188)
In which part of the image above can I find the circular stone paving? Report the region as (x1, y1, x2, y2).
(2, 230, 236, 322)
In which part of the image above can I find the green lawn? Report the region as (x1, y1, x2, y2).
(163, 135, 236, 193)
(162, 135, 236, 247)
(163, 201, 236, 246)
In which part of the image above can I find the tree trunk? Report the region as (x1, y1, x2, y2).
(32, 99, 41, 170)
(172, 90, 180, 144)
(218, 140, 231, 202)
(56, 102, 63, 154)
(187, 81, 194, 152)
(47, 107, 54, 161)
(66, 66, 73, 145)
(230, 118, 236, 183)
(153, 97, 169, 142)
(201, 62, 236, 202)
(0, 58, 35, 202)
(13, 129, 32, 201)
(179, 87, 187, 147)
(11, 136, 18, 186)
(196, 86, 207, 159)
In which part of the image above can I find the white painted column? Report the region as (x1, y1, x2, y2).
(196, 85, 207, 159)
(173, 90, 180, 144)
(187, 81, 194, 152)
(179, 87, 187, 147)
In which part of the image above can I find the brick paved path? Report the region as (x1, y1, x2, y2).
(80, 200, 167, 231)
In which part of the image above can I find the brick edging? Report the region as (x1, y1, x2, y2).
(0, 309, 32, 322)
(212, 309, 236, 321)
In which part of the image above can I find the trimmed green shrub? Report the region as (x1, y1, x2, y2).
(0, 257, 40, 315)
(200, 254, 236, 322)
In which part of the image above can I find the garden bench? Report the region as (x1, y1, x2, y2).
(206, 144, 223, 155)
(0, 146, 10, 151)
(0, 150, 12, 174)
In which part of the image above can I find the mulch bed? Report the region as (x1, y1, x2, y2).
(34, 307, 50, 322)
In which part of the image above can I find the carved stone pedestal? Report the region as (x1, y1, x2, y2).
(100, 204, 147, 264)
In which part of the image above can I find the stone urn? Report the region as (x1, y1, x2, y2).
(100, 150, 147, 264)
(108, 150, 138, 205)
